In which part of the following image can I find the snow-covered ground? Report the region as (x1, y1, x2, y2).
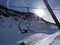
(32, 31, 60, 45)
(0, 16, 60, 45)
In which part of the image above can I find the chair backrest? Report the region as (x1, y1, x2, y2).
(19, 28, 23, 32)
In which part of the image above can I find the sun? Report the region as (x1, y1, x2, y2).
(35, 9, 46, 17)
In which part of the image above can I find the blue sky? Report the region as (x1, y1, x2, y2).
(0, 0, 60, 8)
(0, 0, 60, 23)
(48, 0, 60, 8)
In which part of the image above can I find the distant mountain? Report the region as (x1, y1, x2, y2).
(0, 5, 34, 17)
(0, 5, 56, 25)
(0, 7, 59, 45)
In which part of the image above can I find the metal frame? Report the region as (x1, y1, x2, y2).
(43, 0, 60, 29)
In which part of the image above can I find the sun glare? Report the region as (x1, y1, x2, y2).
(35, 9, 46, 17)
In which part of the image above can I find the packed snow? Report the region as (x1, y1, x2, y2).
(0, 16, 60, 45)
(32, 31, 60, 45)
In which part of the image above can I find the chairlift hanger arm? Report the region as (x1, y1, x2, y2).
(43, 0, 60, 29)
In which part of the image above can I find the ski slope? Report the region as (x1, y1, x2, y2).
(32, 31, 60, 45)
(17, 31, 60, 45)
(0, 16, 60, 45)
(17, 33, 49, 45)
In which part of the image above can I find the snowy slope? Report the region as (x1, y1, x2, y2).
(17, 33, 49, 45)
(32, 31, 60, 45)
(17, 32, 60, 45)
(0, 15, 60, 45)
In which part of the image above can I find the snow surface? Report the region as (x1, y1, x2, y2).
(0, 16, 60, 45)
(32, 31, 60, 45)
(17, 33, 49, 45)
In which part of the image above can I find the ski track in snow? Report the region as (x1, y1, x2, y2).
(0, 16, 60, 45)
(17, 33, 49, 44)
(32, 31, 60, 45)
(17, 31, 60, 45)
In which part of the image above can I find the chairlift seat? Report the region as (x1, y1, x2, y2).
(20, 28, 30, 33)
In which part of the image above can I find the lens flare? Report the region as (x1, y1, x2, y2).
(35, 9, 46, 17)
